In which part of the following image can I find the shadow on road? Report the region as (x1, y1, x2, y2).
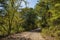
(0, 36, 32, 40)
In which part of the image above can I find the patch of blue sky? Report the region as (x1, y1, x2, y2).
(0, 0, 38, 9)
(21, 0, 38, 8)
(0, 7, 4, 10)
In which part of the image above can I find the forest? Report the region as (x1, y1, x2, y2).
(0, 0, 60, 40)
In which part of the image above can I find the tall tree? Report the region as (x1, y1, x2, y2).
(0, 0, 27, 35)
(35, 0, 60, 40)
(20, 8, 37, 30)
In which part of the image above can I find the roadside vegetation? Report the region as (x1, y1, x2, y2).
(35, 0, 60, 40)
(0, 0, 60, 40)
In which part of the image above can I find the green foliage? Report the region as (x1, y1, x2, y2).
(0, 0, 38, 36)
(0, 0, 27, 36)
(35, 0, 60, 40)
(20, 8, 37, 30)
(0, 0, 60, 40)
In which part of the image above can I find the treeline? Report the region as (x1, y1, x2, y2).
(0, 0, 60, 40)
(35, 0, 60, 40)
(0, 0, 37, 37)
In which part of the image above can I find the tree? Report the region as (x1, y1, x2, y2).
(20, 8, 37, 30)
(0, 0, 27, 36)
(6, 0, 27, 35)
(35, 0, 50, 28)
(35, 0, 60, 40)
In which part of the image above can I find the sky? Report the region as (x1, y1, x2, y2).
(0, 0, 38, 9)
(21, 0, 38, 8)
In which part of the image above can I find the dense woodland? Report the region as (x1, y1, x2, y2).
(0, 0, 60, 40)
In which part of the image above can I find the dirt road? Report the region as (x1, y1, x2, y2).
(1, 28, 45, 40)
